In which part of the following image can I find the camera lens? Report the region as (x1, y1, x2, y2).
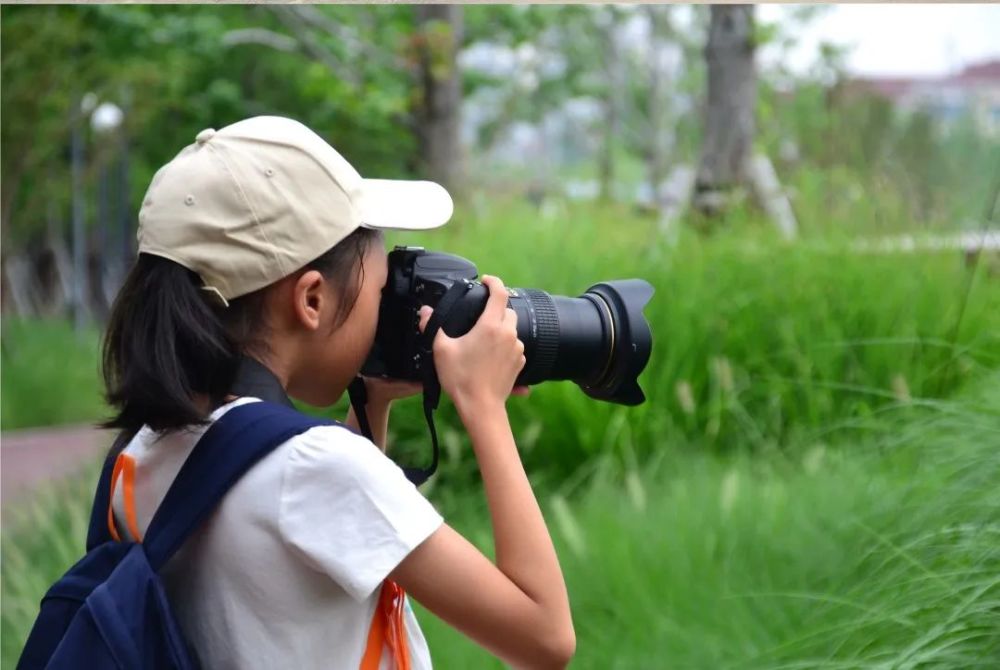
(507, 281, 654, 405)
(364, 247, 654, 406)
(439, 279, 653, 405)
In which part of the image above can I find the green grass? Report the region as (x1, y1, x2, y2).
(1, 319, 106, 430)
(3, 195, 999, 666)
(4, 377, 998, 668)
(3, 197, 999, 474)
(1, 464, 100, 665)
(383, 196, 1000, 479)
(418, 375, 1000, 668)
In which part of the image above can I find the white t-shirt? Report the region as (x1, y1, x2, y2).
(109, 397, 444, 669)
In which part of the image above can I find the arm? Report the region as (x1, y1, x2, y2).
(389, 275, 575, 669)
(390, 405, 574, 669)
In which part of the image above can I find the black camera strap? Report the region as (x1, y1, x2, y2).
(349, 280, 475, 487)
(347, 376, 374, 439)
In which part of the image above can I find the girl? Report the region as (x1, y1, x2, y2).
(100, 116, 575, 669)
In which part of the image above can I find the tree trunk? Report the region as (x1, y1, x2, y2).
(2, 256, 35, 317)
(598, 8, 623, 202)
(46, 209, 73, 315)
(693, 4, 756, 217)
(645, 5, 672, 207)
(413, 4, 463, 191)
(71, 100, 90, 333)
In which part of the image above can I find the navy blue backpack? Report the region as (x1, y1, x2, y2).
(17, 401, 334, 669)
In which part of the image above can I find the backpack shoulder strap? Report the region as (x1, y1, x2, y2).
(86, 432, 132, 551)
(140, 401, 335, 571)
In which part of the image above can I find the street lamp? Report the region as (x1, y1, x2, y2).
(90, 102, 123, 134)
(90, 101, 125, 315)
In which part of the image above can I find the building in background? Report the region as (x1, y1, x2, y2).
(848, 59, 1000, 136)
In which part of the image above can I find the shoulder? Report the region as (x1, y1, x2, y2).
(277, 421, 438, 527)
(275, 423, 444, 601)
(284, 422, 397, 487)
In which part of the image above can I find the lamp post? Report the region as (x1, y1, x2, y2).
(90, 101, 124, 315)
(70, 92, 97, 334)
(117, 86, 132, 288)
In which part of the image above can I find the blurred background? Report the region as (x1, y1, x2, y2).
(2, 4, 999, 667)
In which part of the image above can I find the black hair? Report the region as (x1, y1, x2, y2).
(101, 227, 382, 437)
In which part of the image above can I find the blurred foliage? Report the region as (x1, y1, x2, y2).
(0, 4, 545, 245)
(0, 319, 105, 430)
(1, 4, 417, 245)
(757, 63, 999, 231)
(4, 4, 996, 248)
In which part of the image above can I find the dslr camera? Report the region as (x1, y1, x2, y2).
(362, 247, 653, 405)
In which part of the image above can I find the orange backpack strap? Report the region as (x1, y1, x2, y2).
(105, 453, 143, 543)
(360, 580, 411, 670)
(106, 454, 126, 542)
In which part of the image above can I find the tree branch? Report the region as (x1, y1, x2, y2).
(287, 5, 408, 71)
(267, 6, 359, 86)
(221, 28, 299, 53)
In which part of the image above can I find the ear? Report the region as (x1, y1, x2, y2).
(291, 269, 337, 331)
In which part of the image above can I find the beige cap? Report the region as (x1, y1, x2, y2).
(137, 116, 453, 304)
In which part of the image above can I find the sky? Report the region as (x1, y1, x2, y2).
(758, 4, 1000, 78)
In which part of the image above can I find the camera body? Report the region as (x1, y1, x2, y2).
(362, 246, 654, 406)
(361, 246, 485, 381)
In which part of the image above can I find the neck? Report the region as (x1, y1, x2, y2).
(228, 354, 296, 408)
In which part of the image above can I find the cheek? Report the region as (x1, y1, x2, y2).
(340, 288, 382, 361)
(361, 271, 385, 337)
(365, 290, 382, 338)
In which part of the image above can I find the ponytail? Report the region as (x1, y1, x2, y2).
(102, 226, 382, 436)
(101, 255, 243, 434)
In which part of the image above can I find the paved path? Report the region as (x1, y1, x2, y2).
(1, 424, 112, 522)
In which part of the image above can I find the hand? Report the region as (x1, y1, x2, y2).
(418, 275, 531, 416)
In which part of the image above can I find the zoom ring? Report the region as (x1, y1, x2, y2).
(521, 288, 560, 382)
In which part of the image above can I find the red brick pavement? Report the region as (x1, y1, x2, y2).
(1, 424, 112, 522)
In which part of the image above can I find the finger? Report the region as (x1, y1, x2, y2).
(480, 275, 509, 323)
(503, 307, 518, 329)
(418, 305, 432, 333)
(511, 385, 531, 397)
(418, 304, 454, 352)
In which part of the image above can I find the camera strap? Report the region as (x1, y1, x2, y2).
(347, 376, 374, 439)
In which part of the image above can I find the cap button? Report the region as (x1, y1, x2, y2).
(195, 128, 216, 145)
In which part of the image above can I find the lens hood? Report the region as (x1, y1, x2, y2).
(579, 279, 654, 406)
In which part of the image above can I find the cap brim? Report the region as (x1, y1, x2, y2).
(356, 179, 453, 231)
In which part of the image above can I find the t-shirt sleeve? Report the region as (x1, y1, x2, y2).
(277, 425, 444, 602)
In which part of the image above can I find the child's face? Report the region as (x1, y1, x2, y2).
(287, 241, 388, 406)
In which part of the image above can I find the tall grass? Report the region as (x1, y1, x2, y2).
(383, 197, 1000, 479)
(2, 197, 998, 666)
(2, 199, 998, 472)
(419, 374, 1000, 668)
(0, 465, 99, 664)
(0, 319, 105, 430)
(5, 376, 997, 668)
